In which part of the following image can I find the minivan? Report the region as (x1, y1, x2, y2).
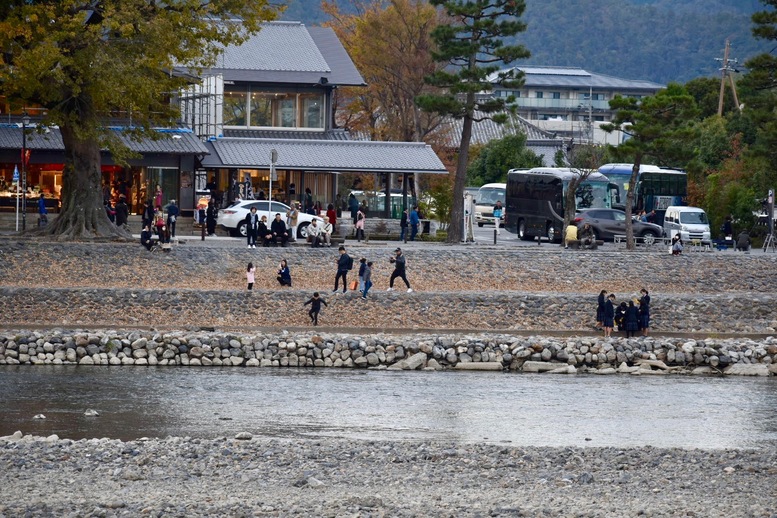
(475, 183, 506, 227)
(663, 206, 711, 244)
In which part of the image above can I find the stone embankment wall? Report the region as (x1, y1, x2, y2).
(1, 330, 775, 376)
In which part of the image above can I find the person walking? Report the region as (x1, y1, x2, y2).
(333, 245, 353, 293)
(304, 292, 328, 326)
(409, 206, 420, 241)
(166, 199, 180, 238)
(277, 259, 292, 287)
(358, 257, 367, 293)
(286, 202, 299, 241)
(639, 288, 651, 336)
(362, 261, 373, 299)
(603, 293, 616, 338)
(244, 207, 260, 248)
(246, 262, 256, 290)
(387, 247, 412, 292)
(492, 200, 503, 233)
(348, 193, 359, 224)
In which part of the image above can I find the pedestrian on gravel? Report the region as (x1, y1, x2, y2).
(333, 245, 353, 293)
(362, 261, 373, 299)
(387, 247, 412, 292)
(304, 292, 328, 326)
(277, 259, 292, 287)
(603, 293, 616, 338)
(246, 262, 256, 290)
(358, 257, 367, 293)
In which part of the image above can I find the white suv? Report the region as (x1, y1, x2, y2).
(217, 200, 322, 239)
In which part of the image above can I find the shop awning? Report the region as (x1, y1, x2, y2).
(201, 138, 449, 174)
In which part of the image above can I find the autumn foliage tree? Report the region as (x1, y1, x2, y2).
(0, 0, 277, 240)
(416, 0, 530, 243)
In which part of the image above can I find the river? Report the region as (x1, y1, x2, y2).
(1, 366, 775, 449)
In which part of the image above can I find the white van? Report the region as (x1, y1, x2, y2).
(475, 183, 506, 227)
(663, 206, 711, 244)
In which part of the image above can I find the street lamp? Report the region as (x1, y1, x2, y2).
(21, 111, 30, 231)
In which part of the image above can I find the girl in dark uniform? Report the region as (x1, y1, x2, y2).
(624, 300, 640, 338)
(596, 290, 607, 329)
(603, 293, 616, 338)
(639, 288, 651, 336)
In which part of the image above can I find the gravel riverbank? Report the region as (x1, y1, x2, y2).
(1, 434, 775, 517)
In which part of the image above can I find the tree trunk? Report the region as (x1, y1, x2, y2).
(447, 108, 472, 243)
(45, 123, 132, 241)
(625, 158, 641, 251)
(562, 176, 581, 247)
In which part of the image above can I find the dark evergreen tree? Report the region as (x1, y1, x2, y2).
(416, 0, 530, 243)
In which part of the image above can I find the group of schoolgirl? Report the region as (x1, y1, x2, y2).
(597, 288, 651, 338)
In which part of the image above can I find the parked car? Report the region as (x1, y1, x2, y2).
(663, 206, 711, 245)
(574, 208, 664, 244)
(218, 200, 322, 238)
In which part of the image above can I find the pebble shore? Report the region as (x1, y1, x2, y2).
(1, 434, 776, 517)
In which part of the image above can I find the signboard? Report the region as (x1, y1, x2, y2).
(12, 165, 19, 184)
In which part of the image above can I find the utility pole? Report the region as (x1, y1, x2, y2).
(716, 39, 742, 116)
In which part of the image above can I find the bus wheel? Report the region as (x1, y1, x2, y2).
(546, 224, 556, 243)
(518, 220, 530, 241)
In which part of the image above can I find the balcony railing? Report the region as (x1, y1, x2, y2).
(513, 98, 611, 111)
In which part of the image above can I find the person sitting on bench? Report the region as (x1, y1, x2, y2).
(307, 219, 322, 247)
(320, 217, 333, 247)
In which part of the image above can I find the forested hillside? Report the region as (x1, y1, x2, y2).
(281, 0, 769, 84)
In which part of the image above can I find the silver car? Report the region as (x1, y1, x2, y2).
(218, 200, 322, 239)
(574, 208, 664, 244)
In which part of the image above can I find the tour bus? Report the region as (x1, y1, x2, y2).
(597, 163, 687, 226)
(474, 182, 506, 227)
(505, 167, 615, 242)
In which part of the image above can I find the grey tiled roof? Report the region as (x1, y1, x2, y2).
(490, 66, 664, 91)
(224, 128, 353, 140)
(0, 125, 209, 154)
(440, 111, 559, 147)
(202, 138, 447, 174)
(208, 22, 365, 87)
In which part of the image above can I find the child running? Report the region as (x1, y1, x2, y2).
(246, 262, 255, 291)
(304, 292, 328, 326)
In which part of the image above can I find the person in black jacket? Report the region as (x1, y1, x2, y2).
(624, 300, 640, 338)
(603, 293, 616, 338)
(258, 215, 272, 246)
(304, 292, 328, 326)
(140, 224, 155, 251)
(206, 200, 217, 236)
(333, 246, 352, 293)
(387, 247, 412, 292)
(639, 288, 651, 336)
(270, 213, 289, 246)
(142, 200, 155, 229)
(115, 195, 129, 229)
(244, 207, 260, 248)
(166, 199, 180, 238)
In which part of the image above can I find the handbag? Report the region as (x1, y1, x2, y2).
(348, 280, 358, 291)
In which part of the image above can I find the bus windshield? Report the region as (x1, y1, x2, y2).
(566, 181, 611, 210)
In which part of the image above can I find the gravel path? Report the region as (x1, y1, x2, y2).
(1, 434, 776, 517)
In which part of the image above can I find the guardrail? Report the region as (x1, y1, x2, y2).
(613, 235, 713, 252)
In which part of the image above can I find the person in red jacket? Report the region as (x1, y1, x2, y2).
(326, 203, 337, 233)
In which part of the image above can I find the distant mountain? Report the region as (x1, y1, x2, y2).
(279, 0, 770, 84)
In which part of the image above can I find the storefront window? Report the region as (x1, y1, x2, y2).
(146, 167, 178, 209)
(223, 91, 247, 126)
(249, 93, 272, 127)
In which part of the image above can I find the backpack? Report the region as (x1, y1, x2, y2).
(346, 255, 354, 270)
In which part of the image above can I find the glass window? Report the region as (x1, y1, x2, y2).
(249, 93, 273, 127)
(300, 93, 324, 129)
(551, 92, 561, 99)
(536, 91, 543, 99)
(223, 91, 247, 126)
(275, 96, 296, 127)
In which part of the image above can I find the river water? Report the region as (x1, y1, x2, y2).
(1, 366, 775, 449)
